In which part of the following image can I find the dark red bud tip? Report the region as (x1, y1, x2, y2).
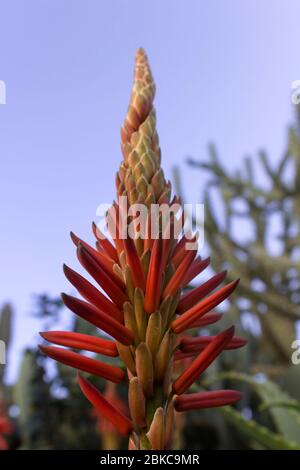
(70, 231, 80, 246)
(174, 389, 243, 412)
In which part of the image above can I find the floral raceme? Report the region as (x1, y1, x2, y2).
(40, 49, 245, 450)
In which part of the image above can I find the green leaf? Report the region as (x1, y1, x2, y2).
(217, 405, 300, 450)
(205, 371, 300, 445)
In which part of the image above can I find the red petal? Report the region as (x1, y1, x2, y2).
(77, 244, 128, 308)
(40, 331, 118, 356)
(106, 204, 124, 255)
(178, 271, 227, 313)
(182, 257, 210, 285)
(172, 326, 235, 394)
(171, 234, 190, 259)
(144, 238, 163, 313)
(171, 235, 197, 268)
(62, 293, 133, 345)
(161, 235, 172, 272)
(159, 217, 176, 270)
(144, 212, 155, 252)
(92, 222, 118, 263)
(174, 335, 247, 359)
(71, 232, 124, 290)
(189, 312, 223, 328)
(123, 236, 146, 290)
(174, 389, 243, 411)
(171, 280, 239, 334)
(40, 345, 124, 383)
(162, 249, 196, 299)
(63, 264, 123, 322)
(78, 374, 132, 436)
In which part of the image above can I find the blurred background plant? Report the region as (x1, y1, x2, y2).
(171, 104, 300, 449)
(1, 105, 300, 450)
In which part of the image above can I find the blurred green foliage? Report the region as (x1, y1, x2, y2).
(171, 105, 300, 449)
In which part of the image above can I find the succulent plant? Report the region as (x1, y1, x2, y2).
(0, 303, 13, 388)
(40, 49, 245, 450)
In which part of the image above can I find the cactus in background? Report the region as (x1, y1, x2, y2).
(203, 372, 300, 450)
(0, 303, 14, 450)
(182, 105, 300, 369)
(13, 349, 51, 448)
(40, 49, 245, 450)
(0, 303, 13, 391)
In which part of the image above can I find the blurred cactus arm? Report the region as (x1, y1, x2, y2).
(178, 105, 300, 365)
(0, 304, 13, 390)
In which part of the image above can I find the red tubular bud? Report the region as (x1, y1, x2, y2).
(40, 331, 118, 356)
(40, 345, 125, 383)
(171, 235, 197, 268)
(78, 374, 132, 435)
(70, 232, 124, 289)
(123, 236, 146, 291)
(144, 238, 163, 313)
(189, 312, 223, 328)
(172, 326, 235, 395)
(77, 244, 128, 308)
(62, 293, 133, 345)
(63, 264, 123, 322)
(182, 257, 210, 285)
(171, 280, 239, 334)
(162, 249, 196, 299)
(174, 389, 243, 411)
(178, 335, 247, 354)
(177, 270, 227, 313)
(92, 221, 119, 263)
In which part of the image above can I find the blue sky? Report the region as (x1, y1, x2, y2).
(0, 0, 299, 381)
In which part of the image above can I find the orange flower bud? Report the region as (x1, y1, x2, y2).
(136, 342, 154, 397)
(128, 377, 146, 430)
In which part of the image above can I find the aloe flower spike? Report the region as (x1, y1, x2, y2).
(40, 48, 244, 450)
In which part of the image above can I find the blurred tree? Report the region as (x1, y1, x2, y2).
(169, 105, 300, 450)
(175, 106, 300, 372)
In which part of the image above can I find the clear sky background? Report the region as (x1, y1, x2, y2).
(0, 0, 299, 381)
